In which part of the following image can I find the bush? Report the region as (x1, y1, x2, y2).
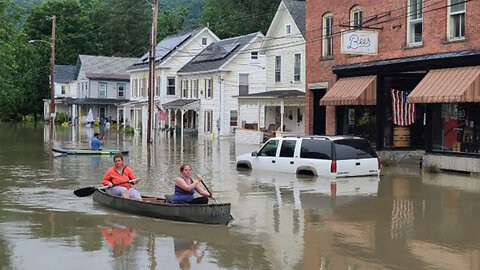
(124, 126, 134, 135)
(55, 112, 69, 124)
(94, 119, 100, 126)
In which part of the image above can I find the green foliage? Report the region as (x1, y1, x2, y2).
(157, 6, 194, 40)
(160, 0, 206, 19)
(55, 112, 68, 124)
(199, 0, 280, 38)
(124, 126, 134, 135)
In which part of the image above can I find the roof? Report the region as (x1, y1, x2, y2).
(78, 55, 137, 78)
(178, 32, 259, 74)
(54, 65, 77, 83)
(320, 75, 377, 106)
(131, 28, 202, 69)
(408, 66, 480, 103)
(237, 90, 304, 98)
(61, 98, 129, 105)
(283, 0, 306, 38)
(162, 99, 200, 109)
(85, 73, 129, 81)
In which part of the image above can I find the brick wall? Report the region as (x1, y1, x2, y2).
(306, 0, 480, 135)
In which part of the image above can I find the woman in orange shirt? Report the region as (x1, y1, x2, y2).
(102, 153, 142, 200)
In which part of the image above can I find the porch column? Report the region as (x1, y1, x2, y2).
(116, 108, 119, 130)
(257, 101, 261, 131)
(181, 109, 185, 138)
(167, 109, 171, 129)
(122, 106, 126, 128)
(174, 109, 178, 136)
(280, 100, 284, 132)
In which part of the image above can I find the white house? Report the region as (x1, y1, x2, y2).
(236, 0, 306, 143)
(44, 55, 137, 124)
(175, 32, 266, 137)
(121, 27, 220, 131)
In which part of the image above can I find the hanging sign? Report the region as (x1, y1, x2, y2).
(341, 30, 378, 55)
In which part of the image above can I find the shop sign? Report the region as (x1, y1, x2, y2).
(341, 30, 378, 55)
(308, 82, 328, 90)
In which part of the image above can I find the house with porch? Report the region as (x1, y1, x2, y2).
(44, 55, 136, 125)
(121, 27, 220, 131)
(175, 32, 266, 138)
(236, 0, 306, 144)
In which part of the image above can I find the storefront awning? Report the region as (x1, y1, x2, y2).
(408, 66, 480, 103)
(320, 75, 377, 106)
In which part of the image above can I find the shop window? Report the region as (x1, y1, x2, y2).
(350, 5, 362, 29)
(432, 103, 480, 154)
(322, 13, 333, 57)
(337, 106, 377, 147)
(448, 0, 465, 40)
(407, 0, 423, 45)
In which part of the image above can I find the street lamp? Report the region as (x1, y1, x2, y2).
(29, 16, 56, 135)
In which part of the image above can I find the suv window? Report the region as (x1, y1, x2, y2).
(334, 139, 377, 160)
(300, 139, 332, 160)
(279, 140, 296, 157)
(258, 140, 279, 157)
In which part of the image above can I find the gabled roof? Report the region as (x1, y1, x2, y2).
(283, 0, 306, 38)
(77, 55, 136, 78)
(131, 28, 202, 69)
(178, 32, 259, 74)
(54, 65, 77, 83)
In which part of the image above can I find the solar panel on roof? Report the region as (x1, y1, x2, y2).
(193, 43, 240, 63)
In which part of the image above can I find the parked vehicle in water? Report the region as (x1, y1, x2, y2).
(236, 136, 381, 177)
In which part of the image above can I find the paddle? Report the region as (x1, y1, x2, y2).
(74, 179, 137, 197)
(199, 178, 234, 221)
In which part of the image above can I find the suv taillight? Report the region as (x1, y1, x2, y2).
(330, 160, 337, 173)
(377, 157, 381, 170)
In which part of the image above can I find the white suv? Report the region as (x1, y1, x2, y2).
(236, 136, 381, 177)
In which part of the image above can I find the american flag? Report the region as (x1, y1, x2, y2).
(391, 89, 415, 126)
(156, 106, 167, 121)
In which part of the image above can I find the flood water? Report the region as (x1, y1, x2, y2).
(2, 123, 480, 270)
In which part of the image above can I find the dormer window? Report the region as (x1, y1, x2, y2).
(202, 37, 208, 45)
(285, 24, 292, 35)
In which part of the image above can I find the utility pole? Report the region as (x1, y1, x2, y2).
(49, 15, 56, 138)
(147, 0, 158, 143)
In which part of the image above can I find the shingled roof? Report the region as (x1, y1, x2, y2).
(131, 28, 202, 69)
(283, 0, 306, 38)
(77, 55, 137, 79)
(178, 32, 259, 74)
(54, 65, 77, 83)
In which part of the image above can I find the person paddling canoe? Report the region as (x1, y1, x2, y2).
(171, 163, 215, 204)
(102, 153, 142, 200)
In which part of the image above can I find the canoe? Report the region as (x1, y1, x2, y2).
(52, 148, 129, 155)
(92, 189, 233, 225)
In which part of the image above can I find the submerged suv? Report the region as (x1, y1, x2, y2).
(236, 136, 380, 177)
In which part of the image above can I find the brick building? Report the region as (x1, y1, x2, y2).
(306, 0, 480, 173)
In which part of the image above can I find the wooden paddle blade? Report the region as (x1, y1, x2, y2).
(74, 186, 97, 197)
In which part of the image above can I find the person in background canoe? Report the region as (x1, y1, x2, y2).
(91, 132, 104, 150)
(171, 163, 215, 204)
(102, 153, 142, 200)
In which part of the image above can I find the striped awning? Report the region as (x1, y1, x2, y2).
(320, 75, 377, 106)
(408, 66, 480, 103)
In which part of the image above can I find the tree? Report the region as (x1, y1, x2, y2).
(199, 0, 281, 38)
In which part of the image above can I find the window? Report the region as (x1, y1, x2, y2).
(275, 56, 281, 82)
(204, 110, 213, 133)
(205, 78, 213, 98)
(142, 78, 147, 97)
(230, 110, 238, 126)
(192, 79, 199, 98)
(285, 24, 292, 35)
(167, 77, 175, 95)
(82, 82, 87, 97)
(258, 140, 279, 157)
(322, 13, 334, 57)
(407, 0, 423, 45)
(239, 74, 249, 96)
(251, 51, 259, 60)
(448, 0, 465, 40)
(334, 139, 377, 160)
(99, 82, 107, 98)
(61, 85, 66, 95)
(294, 53, 301, 82)
(155, 76, 161, 96)
(300, 139, 332, 160)
(202, 37, 208, 45)
(350, 6, 362, 29)
(279, 140, 297, 158)
(182, 79, 188, 98)
(117, 83, 125, 98)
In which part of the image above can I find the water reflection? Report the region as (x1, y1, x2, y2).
(174, 237, 205, 270)
(102, 225, 136, 257)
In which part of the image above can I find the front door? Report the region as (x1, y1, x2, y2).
(252, 139, 279, 171)
(313, 89, 326, 135)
